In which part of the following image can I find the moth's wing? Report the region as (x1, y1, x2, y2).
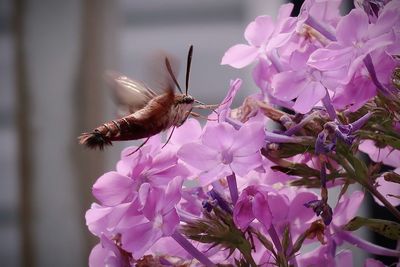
(105, 71, 157, 115)
(144, 50, 181, 93)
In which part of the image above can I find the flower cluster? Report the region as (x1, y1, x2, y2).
(86, 0, 400, 266)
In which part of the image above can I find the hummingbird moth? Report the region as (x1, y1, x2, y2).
(78, 45, 211, 150)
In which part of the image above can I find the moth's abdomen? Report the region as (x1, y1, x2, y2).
(78, 131, 112, 150)
(79, 112, 171, 150)
(79, 91, 175, 150)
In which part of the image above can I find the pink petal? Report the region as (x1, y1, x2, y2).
(161, 209, 180, 236)
(178, 142, 219, 170)
(336, 9, 368, 45)
(89, 243, 107, 267)
(145, 186, 166, 216)
(92, 172, 134, 206)
(288, 191, 318, 223)
(231, 122, 265, 156)
(365, 258, 385, 267)
(170, 118, 202, 146)
(163, 177, 184, 212)
(253, 58, 274, 89)
(202, 123, 235, 151)
(333, 191, 364, 226)
(233, 196, 255, 230)
(199, 163, 232, 186)
(121, 222, 162, 259)
(138, 182, 151, 207)
(277, 3, 294, 20)
(221, 44, 259, 68)
(374, 173, 400, 207)
(272, 71, 308, 101)
(268, 193, 290, 223)
(211, 79, 242, 121)
(231, 153, 263, 177)
(253, 192, 272, 230)
(335, 250, 353, 267)
(363, 31, 395, 55)
(266, 32, 294, 51)
(359, 140, 400, 167)
(370, 5, 400, 38)
(85, 202, 132, 236)
(308, 45, 354, 71)
(244, 16, 275, 46)
(292, 81, 326, 114)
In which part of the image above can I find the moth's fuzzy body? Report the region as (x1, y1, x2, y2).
(78, 89, 194, 149)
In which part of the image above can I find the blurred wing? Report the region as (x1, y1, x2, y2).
(144, 50, 180, 93)
(105, 71, 157, 115)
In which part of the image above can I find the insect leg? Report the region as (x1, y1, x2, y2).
(127, 137, 151, 156)
(190, 111, 217, 121)
(162, 126, 176, 148)
(193, 104, 220, 109)
(193, 95, 233, 110)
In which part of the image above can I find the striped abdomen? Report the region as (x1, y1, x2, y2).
(79, 91, 176, 149)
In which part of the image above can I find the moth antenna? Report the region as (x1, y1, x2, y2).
(165, 57, 183, 94)
(185, 45, 193, 95)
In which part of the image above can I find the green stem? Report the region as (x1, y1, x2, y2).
(364, 182, 400, 222)
(238, 244, 257, 267)
(333, 153, 400, 222)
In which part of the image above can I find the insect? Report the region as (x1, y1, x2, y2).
(78, 45, 213, 151)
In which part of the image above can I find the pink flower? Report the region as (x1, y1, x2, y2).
(271, 48, 342, 113)
(89, 235, 131, 267)
(221, 3, 296, 68)
(233, 185, 272, 230)
(297, 246, 353, 267)
(178, 121, 265, 186)
(308, 8, 397, 84)
(331, 191, 364, 228)
(373, 168, 400, 207)
(359, 140, 400, 168)
(121, 177, 183, 258)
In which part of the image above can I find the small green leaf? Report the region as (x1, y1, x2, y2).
(343, 216, 400, 240)
(281, 226, 290, 255)
(290, 231, 308, 257)
(262, 139, 315, 159)
(357, 131, 400, 150)
(335, 142, 368, 185)
(253, 230, 276, 257)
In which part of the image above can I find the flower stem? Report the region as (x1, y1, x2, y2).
(227, 173, 239, 205)
(364, 182, 400, 222)
(171, 230, 217, 267)
(321, 92, 337, 121)
(397, 241, 400, 267)
(305, 15, 337, 42)
(268, 224, 283, 253)
(265, 131, 304, 143)
(287, 235, 298, 267)
(269, 49, 284, 73)
(225, 117, 243, 130)
(364, 54, 393, 96)
(334, 227, 400, 257)
(284, 111, 318, 136)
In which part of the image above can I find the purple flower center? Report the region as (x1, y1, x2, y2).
(221, 150, 233, 164)
(310, 69, 322, 82)
(153, 214, 163, 228)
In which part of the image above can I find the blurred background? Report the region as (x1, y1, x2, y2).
(1, 0, 379, 267)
